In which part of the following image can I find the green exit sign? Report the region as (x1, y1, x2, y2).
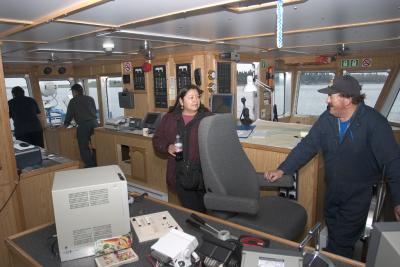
(341, 59, 359, 68)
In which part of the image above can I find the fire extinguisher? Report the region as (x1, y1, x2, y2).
(266, 66, 274, 88)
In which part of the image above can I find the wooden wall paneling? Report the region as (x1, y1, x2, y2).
(94, 129, 167, 193)
(43, 128, 61, 154)
(146, 65, 155, 112)
(0, 44, 24, 267)
(94, 129, 117, 166)
(130, 146, 147, 182)
(393, 129, 400, 143)
(125, 93, 148, 119)
(0, 184, 22, 267)
(44, 128, 80, 162)
(17, 164, 79, 229)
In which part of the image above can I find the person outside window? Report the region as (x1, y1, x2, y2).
(8, 86, 44, 147)
(264, 75, 400, 258)
(63, 84, 98, 168)
(153, 85, 212, 212)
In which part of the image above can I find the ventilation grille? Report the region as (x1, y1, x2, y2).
(90, 189, 109, 206)
(68, 188, 109, 209)
(73, 227, 93, 246)
(69, 192, 89, 209)
(72, 224, 112, 246)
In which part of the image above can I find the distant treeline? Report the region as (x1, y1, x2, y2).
(300, 72, 388, 84)
(237, 71, 254, 85)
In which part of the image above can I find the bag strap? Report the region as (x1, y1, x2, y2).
(176, 111, 207, 161)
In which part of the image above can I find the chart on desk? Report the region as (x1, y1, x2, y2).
(236, 125, 255, 138)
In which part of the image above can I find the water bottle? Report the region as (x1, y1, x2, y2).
(175, 134, 183, 161)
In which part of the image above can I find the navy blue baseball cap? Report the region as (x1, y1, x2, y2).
(318, 75, 361, 96)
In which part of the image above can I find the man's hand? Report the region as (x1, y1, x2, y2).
(264, 169, 284, 182)
(394, 205, 400, 221)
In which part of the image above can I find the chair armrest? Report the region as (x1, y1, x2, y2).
(257, 172, 294, 188)
(203, 192, 259, 215)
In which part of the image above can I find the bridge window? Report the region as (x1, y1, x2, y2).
(346, 71, 390, 108)
(101, 76, 123, 119)
(39, 79, 72, 126)
(388, 91, 400, 124)
(296, 71, 335, 115)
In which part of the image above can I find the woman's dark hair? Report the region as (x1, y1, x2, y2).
(71, 83, 84, 95)
(11, 86, 25, 97)
(168, 84, 205, 113)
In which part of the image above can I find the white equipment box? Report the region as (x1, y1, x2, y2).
(52, 165, 131, 261)
(131, 211, 182, 242)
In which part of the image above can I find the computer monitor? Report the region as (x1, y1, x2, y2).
(366, 222, 400, 267)
(142, 112, 162, 130)
(211, 94, 233, 114)
(118, 91, 134, 108)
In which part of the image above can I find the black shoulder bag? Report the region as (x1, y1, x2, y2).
(175, 113, 206, 191)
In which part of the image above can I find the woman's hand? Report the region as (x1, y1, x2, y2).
(167, 144, 176, 157)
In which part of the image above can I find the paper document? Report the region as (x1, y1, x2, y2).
(236, 125, 255, 138)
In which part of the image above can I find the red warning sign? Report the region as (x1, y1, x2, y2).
(361, 58, 372, 68)
(123, 61, 132, 73)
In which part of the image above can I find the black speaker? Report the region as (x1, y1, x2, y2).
(194, 68, 201, 86)
(123, 74, 131, 84)
(58, 66, 66, 75)
(43, 66, 52, 75)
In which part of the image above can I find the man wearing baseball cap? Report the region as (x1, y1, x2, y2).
(265, 75, 400, 258)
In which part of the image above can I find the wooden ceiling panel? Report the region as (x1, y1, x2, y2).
(64, 0, 238, 26)
(5, 23, 101, 42)
(0, 0, 85, 21)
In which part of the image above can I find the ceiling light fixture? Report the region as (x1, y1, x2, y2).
(30, 48, 138, 55)
(102, 38, 115, 52)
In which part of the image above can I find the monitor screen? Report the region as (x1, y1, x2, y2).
(143, 112, 162, 129)
(211, 94, 233, 114)
(366, 222, 400, 267)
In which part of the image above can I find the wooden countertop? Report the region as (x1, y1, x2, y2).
(95, 127, 154, 139)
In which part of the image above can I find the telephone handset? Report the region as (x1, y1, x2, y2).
(129, 117, 142, 129)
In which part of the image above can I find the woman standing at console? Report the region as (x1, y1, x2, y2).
(153, 85, 212, 212)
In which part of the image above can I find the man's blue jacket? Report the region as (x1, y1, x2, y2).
(279, 102, 400, 206)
